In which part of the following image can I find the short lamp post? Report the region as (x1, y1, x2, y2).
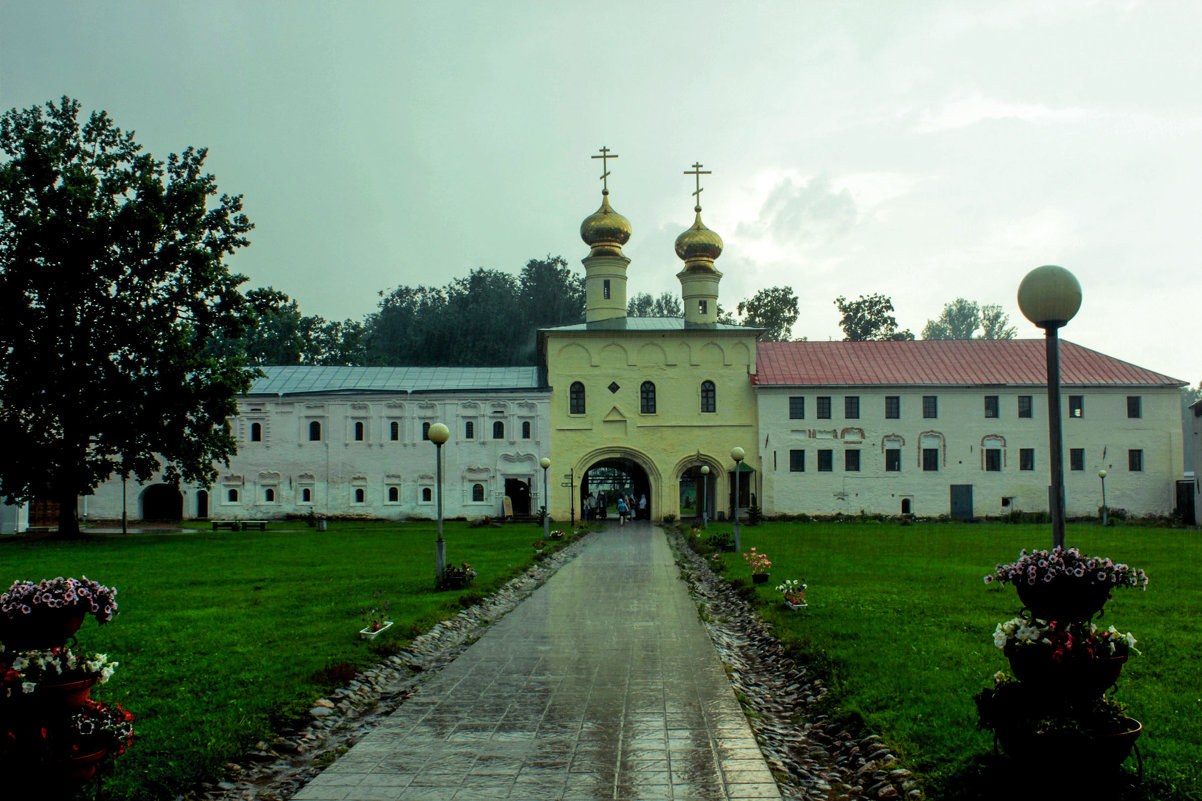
(540, 457, 551, 540)
(1098, 469, 1108, 526)
(1017, 264, 1082, 551)
(428, 422, 451, 586)
(700, 465, 710, 530)
(731, 447, 745, 552)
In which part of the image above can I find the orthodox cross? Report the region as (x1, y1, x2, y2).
(592, 146, 618, 193)
(684, 161, 711, 211)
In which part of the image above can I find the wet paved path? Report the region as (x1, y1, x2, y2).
(294, 523, 781, 801)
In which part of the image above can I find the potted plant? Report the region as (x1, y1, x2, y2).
(0, 577, 118, 651)
(359, 595, 392, 638)
(548, 529, 565, 540)
(775, 578, 807, 609)
(2, 647, 119, 710)
(993, 617, 1137, 697)
(62, 698, 136, 777)
(743, 548, 772, 584)
(984, 547, 1147, 621)
(441, 562, 477, 590)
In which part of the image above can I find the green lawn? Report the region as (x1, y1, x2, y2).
(0, 520, 562, 801)
(700, 520, 1202, 799)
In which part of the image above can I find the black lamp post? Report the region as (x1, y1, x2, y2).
(700, 465, 710, 530)
(428, 422, 450, 584)
(731, 446, 745, 552)
(540, 457, 551, 540)
(1017, 264, 1081, 550)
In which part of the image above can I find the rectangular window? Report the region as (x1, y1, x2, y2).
(1070, 448, 1085, 471)
(984, 396, 999, 418)
(1069, 396, 1084, 418)
(789, 449, 805, 472)
(1128, 449, 1143, 472)
(844, 450, 860, 472)
(985, 449, 1001, 471)
(885, 448, 901, 472)
(699, 299, 708, 315)
(603, 279, 611, 300)
(1127, 396, 1142, 418)
(817, 449, 833, 472)
(922, 448, 939, 471)
(816, 396, 832, 419)
(885, 396, 900, 419)
(1020, 448, 1035, 471)
(922, 395, 937, 419)
(1018, 395, 1033, 418)
(789, 397, 805, 419)
(845, 396, 859, 419)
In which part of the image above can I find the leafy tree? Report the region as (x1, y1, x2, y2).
(834, 294, 914, 341)
(627, 291, 683, 318)
(737, 286, 799, 341)
(0, 97, 254, 535)
(922, 298, 1016, 340)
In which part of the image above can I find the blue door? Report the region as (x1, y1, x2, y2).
(950, 485, 974, 521)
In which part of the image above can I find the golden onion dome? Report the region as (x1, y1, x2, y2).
(674, 209, 723, 264)
(580, 192, 632, 258)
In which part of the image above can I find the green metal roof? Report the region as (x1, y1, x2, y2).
(540, 317, 758, 333)
(246, 366, 542, 397)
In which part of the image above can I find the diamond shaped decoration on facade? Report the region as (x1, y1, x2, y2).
(608, 382, 620, 394)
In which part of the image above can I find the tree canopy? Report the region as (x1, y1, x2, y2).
(627, 291, 682, 318)
(922, 298, 1017, 340)
(737, 286, 799, 341)
(207, 287, 365, 366)
(834, 294, 914, 341)
(0, 97, 255, 534)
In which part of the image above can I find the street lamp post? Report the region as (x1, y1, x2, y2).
(731, 447, 745, 552)
(1098, 469, 1108, 526)
(1017, 265, 1082, 551)
(540, 457, 551, 540)
(428, 422, 451, 586)
(700, 465, 710, 530)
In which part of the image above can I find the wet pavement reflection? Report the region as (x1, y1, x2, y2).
(293, 523, 781, 800)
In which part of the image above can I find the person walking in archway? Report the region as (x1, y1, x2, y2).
(616, 496, 629, 525)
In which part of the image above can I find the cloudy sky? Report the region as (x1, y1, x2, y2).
(3, 1, 1199, 385)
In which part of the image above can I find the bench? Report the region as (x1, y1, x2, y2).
(240, 520, 268, 531)
(211, 520, 268, 531)
(211, 520, 241, 531)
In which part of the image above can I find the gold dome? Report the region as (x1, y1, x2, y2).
(580, 192, 632, 258)
(674, 209, 723, 264)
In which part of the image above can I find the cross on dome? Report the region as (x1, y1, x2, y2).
(592, 146, 619, 194)
(684, 161, 711, 212)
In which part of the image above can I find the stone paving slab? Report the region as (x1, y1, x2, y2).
(293, 523, 781, 801)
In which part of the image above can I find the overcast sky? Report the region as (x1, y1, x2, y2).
(3, 1, 1198, 386)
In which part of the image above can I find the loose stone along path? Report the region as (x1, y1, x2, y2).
(293, 524, 781, 801)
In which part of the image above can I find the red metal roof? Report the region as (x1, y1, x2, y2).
(753, 340, 1185, 388)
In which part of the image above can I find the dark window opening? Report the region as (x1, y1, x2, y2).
(789, 449, 805, 472)
(1127, 396, 1142, 418)
(354, 488, 365, 504)
(422, 487, 433, 502)
(1128, 449, 1143, 472)
(1069, 396, 1084, 418)
(354, 421, 365, 441)
(265, 488, 275, 502)
(817, 450, 833, 472)
(302, 487, 312, 503)
(228, 488, 239, 503)
(701, 381, 716, 413)
(522, 421, 531, 439)
(816, 396, 831, 419)
(640, 381, 656, 414)
(984, 396, 999, 418)
(390, 421, 400, 440)
(472, 483, 485, 502)
(885, 396, 900, 419)
(570, 381, 586, 414)
(603, 279, 611, 300)
(885, 448, 901, 472)
(1020, 448, 1035, 471)
(789, 397, 805, 419)
(923, 396, 938, 419)
(922, 448, 939, 471)
(309, 421, 321, 441)
(465, 421, 474, 439)
(1018, 396, 1033, 418)
(1070, 448, 1085, 471)
(422, 421, 431, 440)
(493, 420, 505, 439)
(699, 299, 708, 315)
(844, 450, 861, 472)
(388, 486, 399, 503)
(251, 422, 262, 442)
(985, 449, 1002, 471)
(845, 396, 859, 419)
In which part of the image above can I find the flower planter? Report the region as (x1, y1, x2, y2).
(0, 607, 87, 651)
(752, 574, 769, 585)
(998, 717, 1141, 768)
(36, 675, 99, 711)
(359, 621, 393, 639)
(1006, 647, 1126, 697)
(65, 748, 108, 781)
(1016, 577, 1111, 622)
(785, 601, 808, 610)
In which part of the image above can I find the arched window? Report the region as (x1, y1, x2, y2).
(422, 421, 431, 440)
(309, 421, 321, 441)
(569, 381, 586, 414)
(388, 486, 399, 503)
(700, 381, 716, 413)
(265, 488, 275, 503)
(301, 488, 312, 503)
(640, 381, 656, 414)
(522, 421, 531, 439)
(227, 488, 239, 503)
(390, 421, 400, 441)
(493, 421, 505, 439)
(354, 421, 365, 441)
(354, 488, 365, 504)
(472, 483, 485, 502)
(251, 422, 262, 442)
(465, 421, 475, 439)
(422, 487, 433, 502)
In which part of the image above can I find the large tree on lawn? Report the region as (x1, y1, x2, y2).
(0, 97, 255, 535)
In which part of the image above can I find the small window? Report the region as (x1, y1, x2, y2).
(354, 488, 365, 504)
(1070, 448, 1085, 471)
(817, 450, 833, 472)
(309, 421, 322, 441)
(922, 448, 939, 471)
(885, 396, 900, 419)
(845, 396, 859, 419)
(227, 488, 239, 503)
(465, 421, 474, 439)
(844, 450, 860, 472)
(701, 381, 716, 413)
(816, 397, 831, 419)
(901, 498, 912, 514)
(789, 397, 805, 420)
(354, 421, 365, 441)
(492, 420, 505, 439)
(1126, 396, 1142, 418)
(885, 448, 901, 472)
(388, 486, 400, 503)
(472, 483, 485, 502)
(301, 487, 312, 503)
(1018, 396, 1033, 418)
(522, 421, 531, 439)
(422, 487, 433, 502)
(1020, 448, 1035, 471)
(570, 381, 586, 414)
(1128, 449, 1143, 472)
(603, 279, 611, 300)
(640, 381, 656, 414)
(251, 422, 262, 442)
(984, 396, 999, 419)
(390, 421, 400, 441)
(422, 421, 431, 440)
(1069, 396, 1084, 418)
(923, 396, 938, 419)
(264, 488, 275, 502)
(699, 299, 708, 315)
(985, 449, 1001, 472)
(789, 449, 805, 472)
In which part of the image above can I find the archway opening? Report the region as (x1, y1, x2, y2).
(197, 490, 210, 519)
(505, 478, 531, 515)
(679, 465, 714, 523)
(582, 457, 651, 520)
(141, 484, 183, 521)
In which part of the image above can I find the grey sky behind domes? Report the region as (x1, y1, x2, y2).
(2, 0, 1198, 386)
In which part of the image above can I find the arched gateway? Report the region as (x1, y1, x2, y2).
(577, 449, 659, 521)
